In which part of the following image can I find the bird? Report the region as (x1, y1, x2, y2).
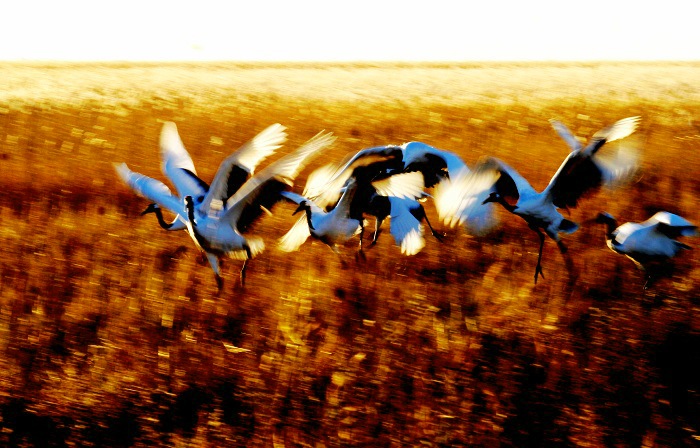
(401, 141, 499, 236)
(594, 211, 697, 289)
(280, 176, 364, 254)
(474, 116, 641, 283)
(178, 129, 334, 287)
(116, 126, 334, 288)
(383, 195, 432, 255)
(401, 141, 467, 188)
(281, 145, 435, 254)
(141, 121, 287, 231)
(279, 164, 429, 255)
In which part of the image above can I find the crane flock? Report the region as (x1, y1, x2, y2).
(116, 117, 697, 290)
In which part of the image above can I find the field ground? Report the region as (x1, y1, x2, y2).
(1, 62, 700, 446)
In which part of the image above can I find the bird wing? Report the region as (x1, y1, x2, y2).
(588, 140, 640, 186)
(647, 212, 698, 239)
(480, 157, 533, 201)
(198, 123, 287, 214)
(303, 163, 346, 208)
(278, 215, 312, 252)
(336, 145, 405, 178)
(279, 191, 325, 215)
(611, 221, 642, 246)
(371, 171, 425, 199)
(159, 121, 209, 199)
(401, 142, 468, 188)
(434, 166, 500, 235)
(549, 119, 583, 152)
(401, 142, 468, 173)
(388, 196, 426, 256)
(615, 221, 683, 258)
(114, 163, 183, 215)
(544, 117, 640, 209)
(583, 116, 641, 155)
(306, 145, 404, 200)
(223, 131, 335, 227)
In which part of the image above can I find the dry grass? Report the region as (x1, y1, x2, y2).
(1, 62, 700, 446)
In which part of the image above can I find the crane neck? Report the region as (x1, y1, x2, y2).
(152, 207, 175, 230)
(303, 206, 315, 231)
(492, 195, 517, 213)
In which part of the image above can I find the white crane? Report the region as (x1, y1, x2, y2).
(280, 177, 363, 253)
(279, 145, 433, 255)
(474, 116, 641, 283)
(594, 211, 697, 289)
(279, 166, 427, 255)
(401, 141, 498, 236)
(116, 127, 334, 288)
(141, 121, 287, 230)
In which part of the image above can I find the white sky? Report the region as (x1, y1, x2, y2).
(2, 1, 698, 62)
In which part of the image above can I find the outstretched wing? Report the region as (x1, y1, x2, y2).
(648, 211, 698, 240)
(550, 119, 583, 152)
(388, 197, 425, 256)
(371, 171, 425, 200)
(278, 215, 312, 252)
(544, 117, 641, 209)
(305, 145, 405, 201)
(198, 123, 287, 214)
(115, 163, 183, 215)
(434, 166, 499, 235)
(303, 163, 346, 208)
(159, 121, 209, 199)
(584, 116, 640, 155)
(479, 157, 534, 202)
(223, 131, 335, 227)
(401, 142, 468, 188)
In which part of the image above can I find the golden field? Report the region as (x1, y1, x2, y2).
(1, 61, 700, 446)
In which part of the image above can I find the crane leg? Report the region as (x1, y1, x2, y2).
(556, 240, 568, 254)
(423, 211, 444, 242)
(532, 228, 546, 284)
(239, 245, 253, 287)
(356, 222, 367, 261)
(369, 217, 384, 247)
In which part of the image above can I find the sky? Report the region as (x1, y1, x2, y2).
(2, 1, 699, 62)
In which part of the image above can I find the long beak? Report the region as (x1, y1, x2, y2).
(293, 204, 306, 215)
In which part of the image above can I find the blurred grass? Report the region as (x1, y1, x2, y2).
(1, 61, 700, 446)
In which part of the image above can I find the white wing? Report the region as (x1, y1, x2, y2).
(615, 223, 679, 258)
(199, 123, 287, 214)
(549, 119, 583, 152)
(159, 122, 207, 199)
(388, 197, 425, 256)
(303, 163, 345, 207)
(115, 163, 183, 215)
(647, 212, 698, 237)
(227, 123, 287, 174)
(279, 191, 325, 215)
(371, 171, 425, 199)
(592, 140, 640, 185)
(543, 118, 641, 206)
(648, 212, 695, 229)
(224, 131, 335, 224)
(480, 157, 537, 199)
(585, 116, 641, 154)
(306, 145, 404, 202)
(278, 215, 312, 252)
(612, 221, 642, 246)
(434, 166, 499, 235)
(401, 141, 468, 174)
